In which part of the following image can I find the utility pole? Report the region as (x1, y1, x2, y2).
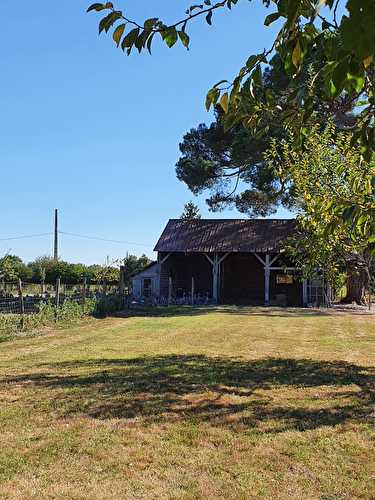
(54, 209, 59, 261)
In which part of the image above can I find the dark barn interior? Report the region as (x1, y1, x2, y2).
(221, 253, 264, 305)
(155, 219, 305, 307)
(159, 251, 302, 306)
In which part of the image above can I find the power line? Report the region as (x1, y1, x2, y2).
(0, 229, 153, 248)
(0, 232, 52, 242)
(58, 231, 153, 247)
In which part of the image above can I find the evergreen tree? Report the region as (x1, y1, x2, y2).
(180, 202, 202, 220)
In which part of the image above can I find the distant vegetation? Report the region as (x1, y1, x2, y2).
(0, 253, 152, 285)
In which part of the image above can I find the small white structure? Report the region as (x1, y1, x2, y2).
(131, 262, 159, 299)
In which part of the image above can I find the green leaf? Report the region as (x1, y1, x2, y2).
(178, 31, 190, 48)
(252, 65, 262, 87)
(189, 4, 204, 12)
(346, 71, 365, 93)
(220, 92, 229, 113)
(205, 88, 219, 111)
(162, 27, 178, 48)
(144, 18, 158, 30)
(87, 3, 105, 12)
(246, 54, 261, 70)
(146, 32, 155, 54)
(264, 12, 281, 26)
(87, 2, 113, 12)
(121, 28, 140, 50)
(292, 40, 302, 68)
(113, 23, 125, 46)
(99, 11, 122, 34)
(213, 79, 229, 88)
(342, 205, 356, 221)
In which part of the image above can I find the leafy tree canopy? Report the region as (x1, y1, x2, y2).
(176, 49, 359, 216)
(266, 121, 375, 303)
(88, 0, 375, 159)
(0, 255, 31, 282)
(0, 256, 144, 285)
(176, 55, 297, 216)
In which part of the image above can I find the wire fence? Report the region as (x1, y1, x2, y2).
(0, 279, 121, 316)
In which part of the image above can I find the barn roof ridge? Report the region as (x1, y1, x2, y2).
(167, 218, 295, 222)
(154, 218, 297, 253)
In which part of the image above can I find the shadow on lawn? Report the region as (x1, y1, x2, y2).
(4, 356, 374, 433)
(117, 305, 337, 319)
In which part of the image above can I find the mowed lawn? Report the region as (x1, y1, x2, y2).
(0, 308, 374, 499)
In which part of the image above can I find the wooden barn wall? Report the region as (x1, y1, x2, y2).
(159, 253, 212, 298)
(221, 253, 264, 304)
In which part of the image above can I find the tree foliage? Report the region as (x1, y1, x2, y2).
(88, 0, 374, 226)
(88, 0, 375, 160)
(122, 253, 153, 288)
(176, 50, 358, 215)
(266, 122, 375, 303)
(0, 255, 31, 282)
(180, 201, 202, 220)
(176, 56, 295, 216)
(0, 255, 149, 285)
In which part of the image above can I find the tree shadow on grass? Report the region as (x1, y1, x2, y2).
(3, 356, 374, 433)
(116, 305, 342, 319)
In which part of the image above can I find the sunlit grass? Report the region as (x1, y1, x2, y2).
(0, 307, 374, 499)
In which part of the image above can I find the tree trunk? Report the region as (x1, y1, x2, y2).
(344, 263, 367, 305)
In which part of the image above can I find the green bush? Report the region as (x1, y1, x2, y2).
(0, 295, 123, 341)
(94, 294, 123, 317)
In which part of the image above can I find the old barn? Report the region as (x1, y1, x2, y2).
(133, 218, 314, 307)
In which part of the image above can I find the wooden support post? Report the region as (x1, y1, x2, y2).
(55, 277, 60, 322)
(168, 276, 172, 306)
(158, 253, 172, 300)
(18, 279, 25, 330)
(205, 253, 229, 304)
(212, 254, 219, 303)
(264, 254, 270, 306)
(191, 276, 195, 305)
(302, 279, 308, 307)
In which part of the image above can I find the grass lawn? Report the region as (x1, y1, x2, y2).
(0, 307, 374, 499)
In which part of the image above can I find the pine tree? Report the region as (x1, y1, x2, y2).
(180, 202, 201, 220)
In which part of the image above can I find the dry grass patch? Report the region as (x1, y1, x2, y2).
(0, 307, 374, 499)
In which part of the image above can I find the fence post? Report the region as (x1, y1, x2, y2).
(41, 267, 46, 295)
(191, 276, 195, 305)
(18, 279, 25, 330)
(82, 277, 87, 305)
(55, 277, 61, 322)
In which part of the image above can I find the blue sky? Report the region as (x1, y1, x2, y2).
(0, 0, 291, 264)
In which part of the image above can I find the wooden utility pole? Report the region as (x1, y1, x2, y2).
(54, 209, 59, 261)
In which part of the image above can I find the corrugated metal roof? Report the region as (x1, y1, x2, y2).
(154, 219, 297, 253)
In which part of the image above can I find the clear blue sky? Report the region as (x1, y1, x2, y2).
(0, 0, 291, 264)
